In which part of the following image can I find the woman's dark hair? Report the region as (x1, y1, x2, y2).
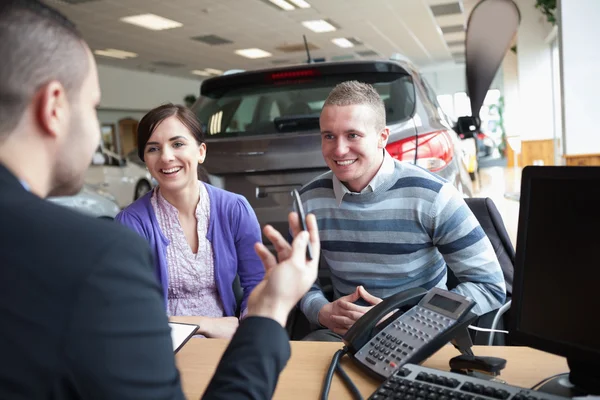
(137, 103, 204, 161)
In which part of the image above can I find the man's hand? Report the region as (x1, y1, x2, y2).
(248, 212, 320, 327)
(318, 285, 383, 336)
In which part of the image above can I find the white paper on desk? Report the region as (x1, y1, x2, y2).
(169, 322, 198, 353)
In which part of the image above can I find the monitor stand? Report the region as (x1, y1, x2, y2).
(537, 359, 600, 398)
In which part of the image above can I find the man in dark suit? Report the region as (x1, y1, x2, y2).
(0, 1, 320, 399)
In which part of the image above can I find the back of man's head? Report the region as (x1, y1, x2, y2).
(0, 0, 88, 138)
(323, 81, 386, 131)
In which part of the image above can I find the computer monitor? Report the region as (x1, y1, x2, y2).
(510, 166, 600, 396)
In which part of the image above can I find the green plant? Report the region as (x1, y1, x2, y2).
(535, 0, 557, 25)
(489, 97, 507, 158)
(184, 94, 197, 108)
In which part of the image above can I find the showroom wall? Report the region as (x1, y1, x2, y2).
(422, 63, 503, 98)
(560, 0, 600, 164)
(97, 64, 201, 112)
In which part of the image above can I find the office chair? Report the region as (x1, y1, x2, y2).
(447, 197, 515, 345)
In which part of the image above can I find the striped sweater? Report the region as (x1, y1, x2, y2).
(298, 160, 506, 325)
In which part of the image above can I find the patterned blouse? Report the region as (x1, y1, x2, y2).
(151, 182, 225, 318)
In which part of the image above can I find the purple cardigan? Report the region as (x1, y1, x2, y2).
(115, 183, 264, 317)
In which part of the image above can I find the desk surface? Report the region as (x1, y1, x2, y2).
(176, 340, 568, 399)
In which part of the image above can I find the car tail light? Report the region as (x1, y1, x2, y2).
(386, 130, 454, 172)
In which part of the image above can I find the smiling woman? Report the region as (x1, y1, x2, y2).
(114, 103, 265, 339)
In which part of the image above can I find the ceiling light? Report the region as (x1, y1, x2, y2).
(121, 14, 183, 31)
(204, 68, 223, 75)
(302, 19, 337, 33)
(332, 38, 354, 48)
(191, 70, 211, 76)
(268, 0, 295, 11)
(235, 48, 272, 59)
(288, 0, 311, 8)
(94, 48, 138, 59)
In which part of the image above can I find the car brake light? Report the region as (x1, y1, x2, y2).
(386, 130, 454, 172)
(269, 69, 320, 80)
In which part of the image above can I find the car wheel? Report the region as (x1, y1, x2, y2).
(134, 180, 152, 200)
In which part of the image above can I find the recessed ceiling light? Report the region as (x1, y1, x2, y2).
(204, 68, 223, 75)
(235, 48, 272, 59)
(191, 70, 211, 76)
(94, 48, 138, 59)
(288, 0, 311, 8)
(332, 38, 354, 48)
(302, 19, 337, 33)
(268, 0, 295, 11)
(121, 14, 183, 31)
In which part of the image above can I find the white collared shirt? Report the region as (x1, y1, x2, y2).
(332, 149, 395, 206)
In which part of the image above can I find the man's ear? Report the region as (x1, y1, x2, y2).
(198, 142, 207, 164)
(378, 127, 390, 148)
(35, 80, 69, 139)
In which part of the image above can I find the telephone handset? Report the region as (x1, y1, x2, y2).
(343, 287, 477, 380)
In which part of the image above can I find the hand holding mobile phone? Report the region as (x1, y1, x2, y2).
(291, 189, 313, 260)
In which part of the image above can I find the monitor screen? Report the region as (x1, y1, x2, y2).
(511, 166, 600, 358)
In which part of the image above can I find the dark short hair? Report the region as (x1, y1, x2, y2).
(0, 0, 89, 138)
(137, 103, 205, 161)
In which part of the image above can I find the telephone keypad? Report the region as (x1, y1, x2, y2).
(355, 305, 458, 378)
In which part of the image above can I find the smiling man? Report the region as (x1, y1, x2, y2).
(298, 81, 506, 342)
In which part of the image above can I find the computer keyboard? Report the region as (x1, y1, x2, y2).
(368, 363, 569, 400)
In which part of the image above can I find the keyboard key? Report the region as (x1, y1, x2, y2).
(366, 357, 377, 365)
(472, 384, 484, 394)
(493, 389, 510, 399)
(416, 372, 429, 382)
(447, 379, 460, 388)
(461, 382, 474, 392)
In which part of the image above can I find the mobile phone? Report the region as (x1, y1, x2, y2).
(291, 189, 313, 260)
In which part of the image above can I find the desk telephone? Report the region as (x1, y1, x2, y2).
(343, 287, 477, 380)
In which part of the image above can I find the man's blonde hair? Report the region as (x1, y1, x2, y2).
(323, 81, 386, 131)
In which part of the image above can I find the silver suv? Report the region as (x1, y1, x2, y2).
(192, 60, 473, 241)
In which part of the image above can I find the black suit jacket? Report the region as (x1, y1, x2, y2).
(0, 164, 290, 399)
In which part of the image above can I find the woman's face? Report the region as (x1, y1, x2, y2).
(143, 115, 206, 194)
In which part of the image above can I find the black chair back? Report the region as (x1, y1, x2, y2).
(447, 197, 515, 345)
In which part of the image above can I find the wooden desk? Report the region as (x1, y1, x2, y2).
(176, 340, 568, 399)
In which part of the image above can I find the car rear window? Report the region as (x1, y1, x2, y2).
(194, 72, 415, 138)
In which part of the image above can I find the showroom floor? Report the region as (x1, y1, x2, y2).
(472, 166, 522, 247)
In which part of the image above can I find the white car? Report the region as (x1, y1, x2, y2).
(85, 148, 155, 209)
(48, 184, 121, 219)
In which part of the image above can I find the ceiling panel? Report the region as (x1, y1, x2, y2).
(45, 0, 471, 79)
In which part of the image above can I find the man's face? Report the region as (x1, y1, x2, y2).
(320, 104, 389, 192)
(49, 47, 101, 197)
